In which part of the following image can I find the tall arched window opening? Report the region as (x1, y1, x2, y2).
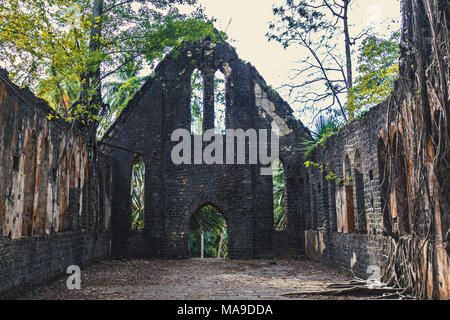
(273, 159, 286, 231)
(190, 69, 203, 135)
(131, 158, 145, 231)
(58, 151, 68, 232)
(214, 70, 226, 134)
(22, 131, 37, 237)
(344, 154, 355, 233)
(392, 133, 410, 234)
(377, 137, 389, 235)
(34, 137, 49, 235)
(354, 150, 367, 233)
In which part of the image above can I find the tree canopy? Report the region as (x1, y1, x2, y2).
(267, 0, 400, 125)
(0, 0, 221, 133)
(348, 31, 400, 114)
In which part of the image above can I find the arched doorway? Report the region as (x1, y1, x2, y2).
(189, 204, 228, 259)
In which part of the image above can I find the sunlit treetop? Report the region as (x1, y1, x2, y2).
(0, 0, 223, 124)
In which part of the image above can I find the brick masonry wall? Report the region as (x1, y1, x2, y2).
(102, 39, 311, 260)
(304, 101, 391, 278)
(0, 230, 110, 297)
(0, 69, 111, 296)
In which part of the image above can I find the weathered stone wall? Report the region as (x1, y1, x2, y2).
(101, 39, 311, 259)
(304, 1, 450, 299)
(304, 101, 390, 278)
(0, 231, 110, 296)
(0, 0, 447, 299)
(0, 69, 111, 296)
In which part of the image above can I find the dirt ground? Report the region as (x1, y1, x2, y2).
(13, 258, 371, 300)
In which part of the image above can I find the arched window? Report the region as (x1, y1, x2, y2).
(304, 172, 312, 230)
(190, 68, 226, 135)
(319, 167, 329, 230)
(344, 154, 355, 233)
(377, 138, 389, 234)
(58, 151, 68, 232)
(214, 70, 226, 134)
(310, 173, 318, 229)
(189, 204, 228, 258)
(34, 136, 49, 235)
(81, 157, 89, 230)
(190, 69, 203, 135)
(273, 159, 286, 231)
(69, 152, 77, 189)
(22, 131, 37, 237)
(392, 133, 410, 234)
(131, 158, 145, 231)
(354, 150, 367, 233)
(63, 152, 77, 232)
(328, 169, 337, 232)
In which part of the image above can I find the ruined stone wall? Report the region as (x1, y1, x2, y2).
(304, 1, 449, 299)
(101, 39, 310, 259)
(304, 101, 390, 278)
(0, 69, 111, 296)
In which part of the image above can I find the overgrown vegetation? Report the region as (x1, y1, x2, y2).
(131, 158, 145, 231)
(190, 69, 226, 135)
(300, 115, 340, 158)
(99, 55, 149, 138)
(348, 31, 400, 118)
(267, 0, 400, 125)
(189, 205, 228, 258)
(272, 159, 286, 231)
(378, 0, 449, 299)
(0, 0, 221, 141)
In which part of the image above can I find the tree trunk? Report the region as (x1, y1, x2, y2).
(78, 0, 104, 142)
(217, 227, 225, 258)
(200, 233, 204, 259)
(381, 0, 449, 300)
(88, 0, 104, 98)
(343, 0, 352, 92)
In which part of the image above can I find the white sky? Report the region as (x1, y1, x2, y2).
(187, 0, 402, 127)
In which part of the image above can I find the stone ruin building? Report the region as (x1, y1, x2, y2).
(0, 2, 448, 299)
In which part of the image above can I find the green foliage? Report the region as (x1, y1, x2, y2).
(98, 55, 149, 138)
(189, 205, 228, 258)
(272, 159, 286, 231)
(0, 0, 93, 115)
(300, 115, 339, 158)
(190, 205, 225, 236)
(189, 228, 228, 259)
(348, 31, 400, 119)
(190, 69, 204, 134)
(303, 161, 348, 184)
(131, 158, 145, 230)
(0, 0, 220, 124)
(190, 69, 226, 134)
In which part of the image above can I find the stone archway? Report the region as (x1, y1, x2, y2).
(189, 202, 228, 259)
